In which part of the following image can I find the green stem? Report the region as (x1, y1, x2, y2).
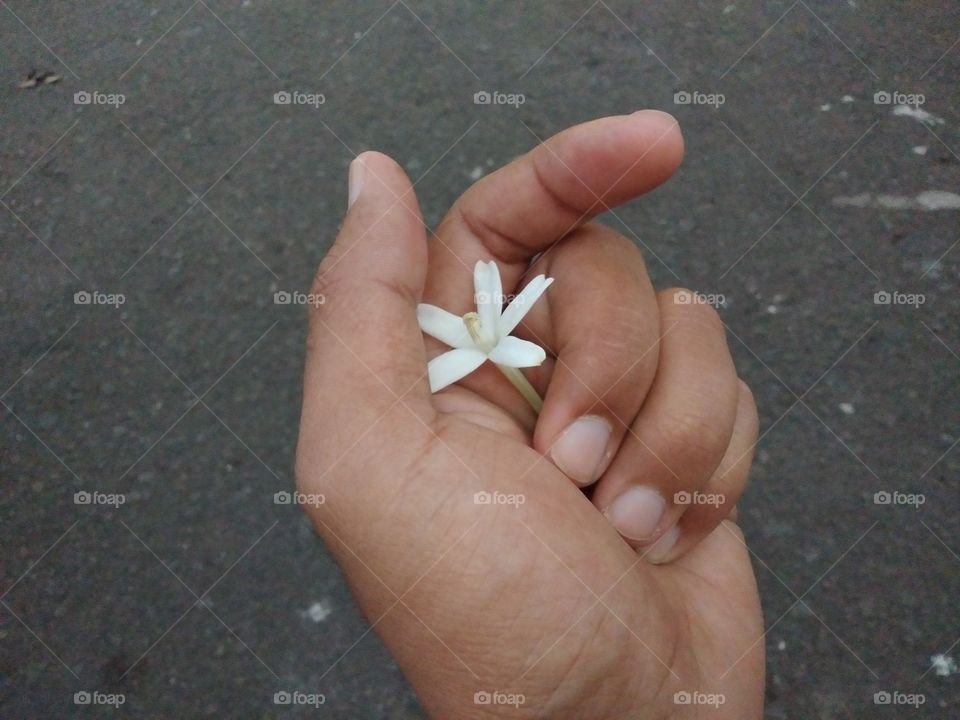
(495, 364, 543, 414)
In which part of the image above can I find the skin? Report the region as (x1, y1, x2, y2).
(295, 111, 764, 719)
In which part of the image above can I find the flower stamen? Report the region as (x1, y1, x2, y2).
(462, 312, 493, 351)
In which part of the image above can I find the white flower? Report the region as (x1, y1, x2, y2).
(417, 261, 553, 399)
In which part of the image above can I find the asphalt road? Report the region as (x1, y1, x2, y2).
(2, 1, 958, 718)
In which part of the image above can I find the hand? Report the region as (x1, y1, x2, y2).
(296, 111, 764, 719)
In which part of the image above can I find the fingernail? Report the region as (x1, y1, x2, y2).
(632, 109, 673, 118)
(348, 156, 365, 209)
(550, 416, 611, 486)
(644, 524, 680, 564)
(603, 486, 666, 542)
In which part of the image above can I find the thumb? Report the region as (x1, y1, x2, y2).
(299, 151, 432, 479)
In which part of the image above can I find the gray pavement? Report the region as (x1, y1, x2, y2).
(2, 1, 959, 718)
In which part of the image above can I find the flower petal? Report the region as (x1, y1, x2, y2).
(474, 260, 502, 341)
(426, 348, 488, 392)
(488, 336, 546, 368)
(417, 304, 473, 349)
(498, 275, 554, 336)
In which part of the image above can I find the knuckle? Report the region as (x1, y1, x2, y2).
(309, 261, 331, 299)
(303, 276, 366, 361)
(305, 256, 341, 335)
(309, 249, 347, 300)
(592, 226, 643, 259)
(294, 450, 324, 499)
(454, 204, 532, 265)
(561, 225, 650, 281)
(293, 454, 310, 491)
(655, 405, 731, 474)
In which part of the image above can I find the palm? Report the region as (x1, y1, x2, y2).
(420, 390, 764, 717)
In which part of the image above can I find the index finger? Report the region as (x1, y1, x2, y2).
(424, 110, 684, 312)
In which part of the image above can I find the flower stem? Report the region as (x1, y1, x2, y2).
(495, 364, 543, 414)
